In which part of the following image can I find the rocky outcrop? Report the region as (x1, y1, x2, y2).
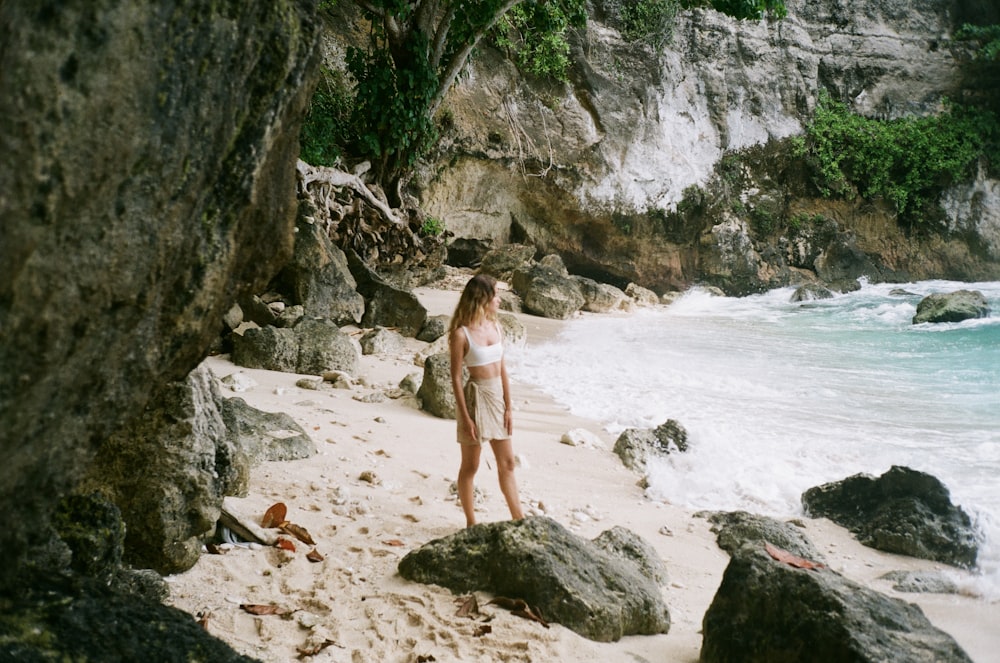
(701, 542, 973, 663)
(0, 0, 320, 653)
(405, 0, 1000, 292)
(707, 511, 823, 562)
(398, 517, 671, 642)
(802, 465, 979, 568)
(512, 259, 586, 319)
(613, 419, 689, 473)
(912, 289, 991, 324)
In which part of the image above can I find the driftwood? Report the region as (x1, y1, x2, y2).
(296, 160, 404, 228)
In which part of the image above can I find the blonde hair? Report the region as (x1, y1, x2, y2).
(450, 274, 498, 333)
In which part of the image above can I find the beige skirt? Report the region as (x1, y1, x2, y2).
(457, 376, 509, 445)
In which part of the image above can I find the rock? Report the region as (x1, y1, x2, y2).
(512, 263, 585, 319)
(790, 282, 834, 302)
(625, 283, 659, 306)
(497, 312, 527, 349)
(400, 372, 423, 395)
(912, 290, 991, 324)
(295, 318, 362, 375)
(446, 237, 494, 268)
(478, 244, 537, 280)
(398, 517, 670, 642)
(360, 326, 407, 355)
(801, 466, 978, 568)
(82, 365, 250, 574)
(701, 543, 973, 663)
(238, 294, 280, 327)
(231, 318, 360, 376)
(271, 206, 365, 325)
(2, 0, 319, 582)
(878, 570, 961, 595)
(591, 525, 668, 586)
(231, 326, 299, 372)
(706, 510, 824, 562)
(560, 428, 606, 449)
(613, 419, 689, 473)
(220, 397, 316, 465)
(416, 314, 450, 342)
(573, 276, 629, 313)
(417, 353, 461, 419)
(222, 303, 244, 331)
(347, 249, 428, 336)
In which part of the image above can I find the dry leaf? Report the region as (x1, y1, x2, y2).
(474, 624, 492, 637)
(280, 522, 316, 545)
(205, 543, 224, 555)
(416, 656, 436, 663)
(382, 539, 405, 547)
(306, 548, 325, 563)
(240, 604, 291, 616)
(261, 502, 288, 528)
(455, 594, 480, 618)
(488, 597, 549, 628)
(296, 639, 339, 657)
(276, 538, 296, 552)
(764, 542, 825, 571)
(196, 611, 211, 630)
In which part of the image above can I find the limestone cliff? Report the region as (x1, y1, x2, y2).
(0, 0, 320, 593)
(411, 0, 1000, 291)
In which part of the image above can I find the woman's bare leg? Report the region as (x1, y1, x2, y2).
(458, 443, 482, 527)
(489, 438, 524, 520)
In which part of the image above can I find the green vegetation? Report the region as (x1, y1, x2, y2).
(300, 0, 787, 194)
(492, 0, 587, 81)
(620, 0, 679, 50)
(797, 91, 999, 227)
(419, 216, 445, 236)
(299, 68, 354, 167)
(956, 23, 1000, 61)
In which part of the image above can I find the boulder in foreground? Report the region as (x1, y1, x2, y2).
(912, 290, 990, 324)
(701, 542, 972, 663)
(398, 517, 670, 642)
(802, 465, 978, 568)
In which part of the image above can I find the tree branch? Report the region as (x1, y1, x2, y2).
(296, 160, 405, 228)
(427, 0, 524, 117)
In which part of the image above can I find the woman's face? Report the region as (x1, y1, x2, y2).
(486, 288, 500, 315)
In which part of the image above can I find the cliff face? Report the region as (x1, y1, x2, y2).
(0, 1, 320, 589)
(415, 0, 1000, 291)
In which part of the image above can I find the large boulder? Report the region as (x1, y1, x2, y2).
(347, 249, 428, 336)
(0, 0, 320, 591)
(512, 262, 585, 319)
(701, 542, 973, 663)
(573, 276, 630, 313)
(417, 352, 461, 419)
(398, 517, 670, 642)
(802, 466, 979, 568)
(271, 203, 365, 325)
(231, 317, 360, 376)
(912, 290, 991, 324)
(82, 365, 251, 574)
(220, 397, 316, 465)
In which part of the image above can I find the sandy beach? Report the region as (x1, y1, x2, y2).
(165, 278, 1000, 663)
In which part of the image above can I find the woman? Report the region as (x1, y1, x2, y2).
(449, 274, 525, 527)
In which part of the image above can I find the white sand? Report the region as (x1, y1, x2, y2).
(165, 279, 1000, 662)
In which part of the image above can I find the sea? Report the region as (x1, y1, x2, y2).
(512, 279, 1000, 599)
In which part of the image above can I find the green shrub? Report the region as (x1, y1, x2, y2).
(798, 91, 999, 227)
(956, 23, 1000, 61)
(621, 0, 679, 49)
(420, 216, 445, 237)
(299, 68, 354, 167)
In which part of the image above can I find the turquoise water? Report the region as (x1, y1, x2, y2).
(513, 280, 1000, 597)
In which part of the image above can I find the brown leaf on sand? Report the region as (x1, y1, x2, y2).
(196, 611, 210, 630)
(474, 624, 492, 637)
(765, 542, 825, 571)
(205, 543, 224, 555)
(382, 539, 405, 547)
(487, 597, 550, 628)
(240, 604, 292, 616)
(416, 656, 436, 663)
(296, 639, 340, 657)
(261, 502, 287, 528)
(455, 594, 480, 618)
(280, 522, 316, 545)
(276, 538, 296, 552)
(306, 548, 325, 563)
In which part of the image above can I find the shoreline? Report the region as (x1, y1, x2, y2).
(165, 280, 999, 662)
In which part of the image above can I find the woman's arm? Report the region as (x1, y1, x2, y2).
(500, 356, 513, 436)
(449, 327, 476, 440)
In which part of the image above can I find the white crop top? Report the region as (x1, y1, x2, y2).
(462, 323, 503, 367)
